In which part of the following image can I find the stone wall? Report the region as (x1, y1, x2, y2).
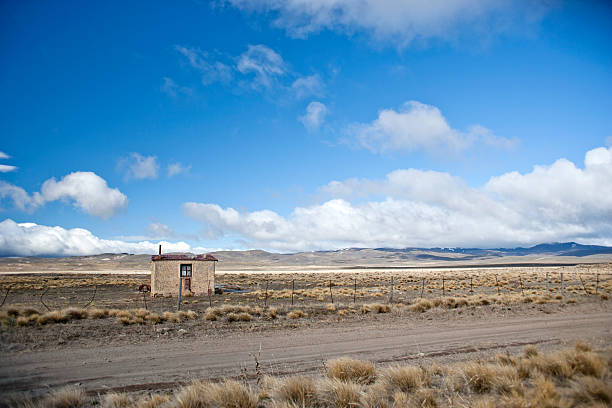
(151, 260, 215, 296)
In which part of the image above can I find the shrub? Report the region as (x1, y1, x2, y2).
(317, 378, 362, 408)
(381, 365, 428, 392)
(88, 308, 109, 319)
(16, 314, 39, 326)
(101, 392, 133, 408)
(63, 308, 88, 320)
(173, 380, 258, 408)
(327, 358, 376, 385)
(37, 311, 69, 325)
(272, 376, 317, 407)
(41, 386, 86, 408)
(287, 310, 307, 319)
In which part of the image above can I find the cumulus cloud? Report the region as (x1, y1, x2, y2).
(121, 153, 159, 180)
(347, 101, 516, 154)
(237, 44, 287, 89)
(226, 0, 548, 46)
(167, 162, 191, 178)
(0, 152, 9, 159)
(0, 172, 127, 219)
(299, 101, 328, 131)
(184, 146, 612, 251)
(0, 219, 192, 257)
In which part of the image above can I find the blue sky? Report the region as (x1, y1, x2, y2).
(1, 1, 611, 255)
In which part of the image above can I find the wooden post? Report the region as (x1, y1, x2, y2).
(579, 275, 589, 295)
(329, 280, 334, 304)
(353, 278, 357, 303)
(389, 276, 394, 303)
(561, 272, 565, 297)
(495, 275, 500, 296)
(420, 278, 425, 298)
(519, 275, 524, 296)
(177, 276, 182, 311)
(442, 276, 445, 297)
(264, 281, 269, 307)
(470, 276, 473, 293)
(208, 280, 212, 307)
(291, 279, 295, 306)
(596, 273, 599, 294)
(546, 272, 549, 297)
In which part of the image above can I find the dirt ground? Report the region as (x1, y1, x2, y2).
(0, 267, 611, 400)
(1, 302, 611, 399)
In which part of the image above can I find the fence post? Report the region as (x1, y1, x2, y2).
(329, 280, 334, 304)
(208, 280, 212, 308)
(470, 275, 473, 293)
(291, 280, 295, 306)
(420, 278, 425, 298)
(353, 278, 357, 303)
(596, 273, 599, 294)
(495, 275, 499, 296)
(389, 276, 394, 303)
(442, 276, 445, 297)
(519, 276, 524, 296)
(579, 275, 589, 295)
(546, 272, 549, 297)
(177, 277, 183, 311)
(264, 281, 269, 307)
(561, 272, 565, 297)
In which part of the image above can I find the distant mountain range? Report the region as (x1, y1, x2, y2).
(1, 242, 611, 272)
(373, 242, 612, 258)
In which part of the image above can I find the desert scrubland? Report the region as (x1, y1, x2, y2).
(0, 258, 611, 407)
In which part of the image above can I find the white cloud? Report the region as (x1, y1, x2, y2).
(122, 153, 159, 180)
(237, 44, 287, 89)
(347, 101, 516, 154)
(0, 172, 127, 219)
(0, 219, 191, 257)
(0, 165, 17, 173)
(299, 101, 328, 131)
(227, 0, 548, 46)
(147, 222, 174, 238)
(184, 146, 612, 251)
(167, 162, 191, 178)
(175, 46, 233, 85)
(160, 77, 193, 97)
(0, 151, 10, 159)
(175, 44, 326, 98)
(291, 74, 324, 99)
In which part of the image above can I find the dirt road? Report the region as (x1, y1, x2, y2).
(1, 310, 611, 397)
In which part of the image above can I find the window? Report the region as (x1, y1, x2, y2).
(180, 264, 192, 277)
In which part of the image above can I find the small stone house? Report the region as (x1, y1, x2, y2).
(150, 253, 218, 296)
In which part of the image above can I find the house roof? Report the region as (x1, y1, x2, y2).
(151, 254, 218, 262)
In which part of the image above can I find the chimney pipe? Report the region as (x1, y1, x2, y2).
(159, 244, 162, 255)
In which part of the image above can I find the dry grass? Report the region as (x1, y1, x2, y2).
(0, 307, 199, 327)
(173, 379, 258, 408)
(287, 310, 307, 319)
(7, 343, 611, 408)
(359, 303, 391, 314)
(327, 358, 376, 385)
(41, 386, 86, 408)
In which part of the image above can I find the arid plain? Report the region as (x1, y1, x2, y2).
(1, 250, 611, 407)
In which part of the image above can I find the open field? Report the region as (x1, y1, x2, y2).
(1, 263, 611, 405)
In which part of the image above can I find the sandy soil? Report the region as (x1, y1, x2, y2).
(1, 301, 610, 398)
